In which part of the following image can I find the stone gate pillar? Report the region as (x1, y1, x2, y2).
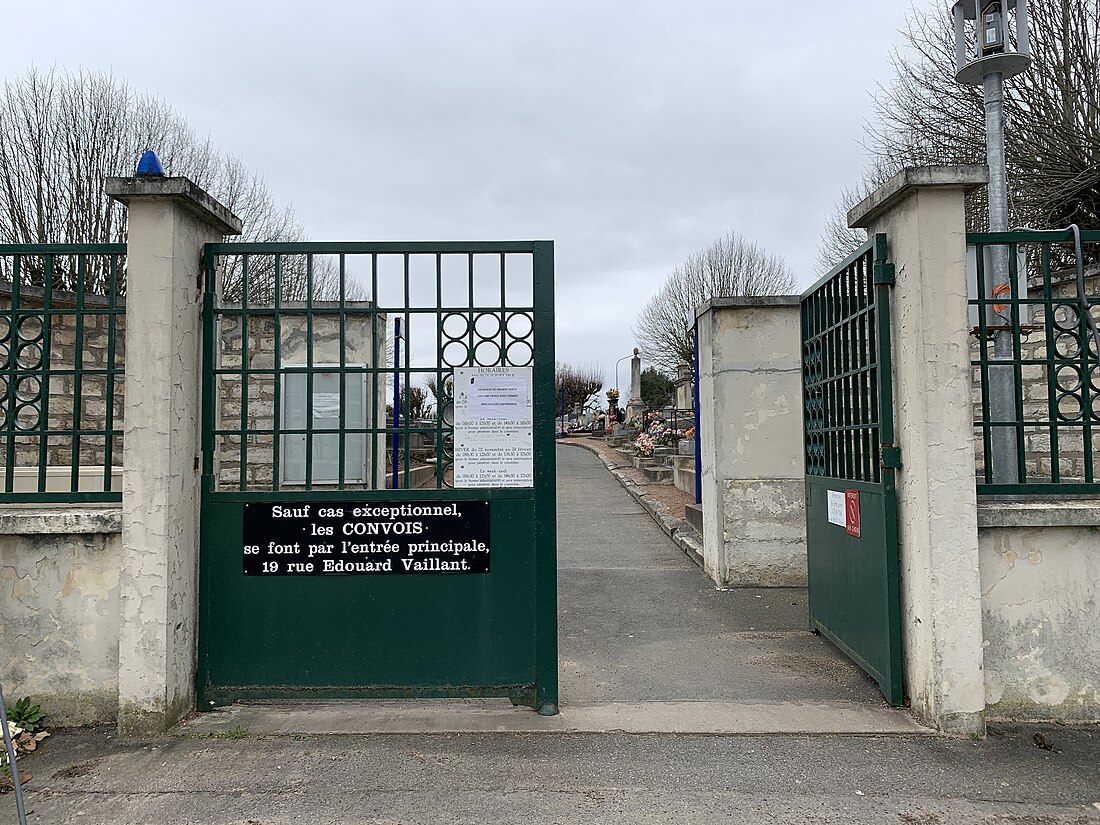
(848, 165, 988, 736)
(106, 173, 242, 734)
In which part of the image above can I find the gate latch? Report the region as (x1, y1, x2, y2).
(880, 445, 902, 469)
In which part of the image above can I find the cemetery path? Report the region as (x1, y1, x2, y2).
(556, 443, 918, 729)
(182, 446, 922, 738)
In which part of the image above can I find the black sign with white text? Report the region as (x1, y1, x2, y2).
(242, 500, 491, 575)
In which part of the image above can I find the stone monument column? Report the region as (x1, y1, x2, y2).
(625, 347, 644, 421)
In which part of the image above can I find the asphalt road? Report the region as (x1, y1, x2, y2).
(3, 445, 1096, 823)
(3, 725, 1098, 824)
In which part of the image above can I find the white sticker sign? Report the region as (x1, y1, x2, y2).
(467, 375, 529, 419)
(827, 490, 846, 527)
(453, 367, 533, 488)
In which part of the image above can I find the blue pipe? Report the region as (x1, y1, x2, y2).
(392, 318, 401, 488)
(693, 326, 702, 505)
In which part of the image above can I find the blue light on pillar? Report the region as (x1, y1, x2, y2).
(135, 150, 164, 176)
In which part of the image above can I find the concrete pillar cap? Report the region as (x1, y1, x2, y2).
(105, 176, 243, 236)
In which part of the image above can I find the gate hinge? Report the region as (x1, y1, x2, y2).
(873, 261, 896, 286)
(880, 446, 902, 469)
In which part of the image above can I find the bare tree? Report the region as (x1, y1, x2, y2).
(819, 1, 1100, 269)
(555, 362, 604, 413)
(634, 231, 796, 372)
(0, 67, 350, 300)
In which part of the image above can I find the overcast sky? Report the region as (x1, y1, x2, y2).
(6, 0, 927, 390)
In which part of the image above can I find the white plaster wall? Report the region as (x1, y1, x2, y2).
(980, 522, 1100, 720)
(118, 198, 217, 732)
(0, 508, 122, 723)
(862, 184, 987, 736)
(696, 299, 806, 587)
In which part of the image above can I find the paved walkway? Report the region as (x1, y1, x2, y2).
(555, 444, 918, 730)
(183, 444, 920, 736)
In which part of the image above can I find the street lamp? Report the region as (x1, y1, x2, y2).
(953, 0, 1031, 484)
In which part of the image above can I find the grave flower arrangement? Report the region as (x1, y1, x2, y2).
(633, 432, 656, 457)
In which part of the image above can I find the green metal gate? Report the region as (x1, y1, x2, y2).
(196, 241, 558, 713)
(800, 234, 903, 706)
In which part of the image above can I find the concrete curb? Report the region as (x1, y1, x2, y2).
(560, 440, 705, 571)
(181, 699, 931, 736)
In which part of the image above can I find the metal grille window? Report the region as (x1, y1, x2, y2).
(801, 236, 892, 485)
(969, 229, 1100, 494)
(281, 366, 369, 485)
(0, 245, 125, 502)
(203, 243, 543, 492)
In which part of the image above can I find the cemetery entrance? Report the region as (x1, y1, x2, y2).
(196, 242, 558, 712)
(800, 234, 904, 706)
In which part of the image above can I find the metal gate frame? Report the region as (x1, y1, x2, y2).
(800, 233, 903, 706)
(196, 241, 558, 713)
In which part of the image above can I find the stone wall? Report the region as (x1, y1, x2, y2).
(0, 507, 121, 723)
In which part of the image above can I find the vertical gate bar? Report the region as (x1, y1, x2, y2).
(975, 243, 994, 483)
(531, 240, 558, 714)
(305, 254, 315, 488)
(37, 254, 54, 493)
(70, 254, 86, 492)
(498, 252, 507, 366)
(693, 325, 702, 503)
(874, 235, 896, 450)
(838, 275, 847, 479)
(845, 261, 855, 478)
(370, 254, 378, 489)
(3, 254, 17, 493)
(272, 254, 283, 491)
(435, 253, 444, 488)
(201, 245, 217, 487)
(873, 231, 903, 705)
(1080, 246, 1095, 484)
(829, 281, 838, 478)
(338, 253, 347, 489)
(467, 253, 475, 366)
(859, 257, 869, 480)
(403, 253, 411, 489)
(198, 242, 218, 706)
(1039, 243, 1059, 482)
(103, 254, 119, 491)
(800, 301, 810, 478)
(392, 317, 400, 489)
(239, 255, 250, 491)
(1008, 244, 1027, 481)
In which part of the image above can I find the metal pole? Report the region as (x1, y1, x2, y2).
(692, 326, 702, 506)
(391, 318, 401, 489)
(0, 679, 29, 825)
(984, 69, 1020, 483)
(614, 354, 632, 397)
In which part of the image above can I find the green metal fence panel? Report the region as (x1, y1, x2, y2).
(0, 244, 125, 503)
(800, 234, 903, 706)
(968, 229, 1100, 495)
(197, 241, 557, 711)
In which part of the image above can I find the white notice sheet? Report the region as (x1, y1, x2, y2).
(453, 367, 534, 488)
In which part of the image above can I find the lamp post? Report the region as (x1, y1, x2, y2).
(953, 0, 1031, 484)
(614, 352, 634, 399)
